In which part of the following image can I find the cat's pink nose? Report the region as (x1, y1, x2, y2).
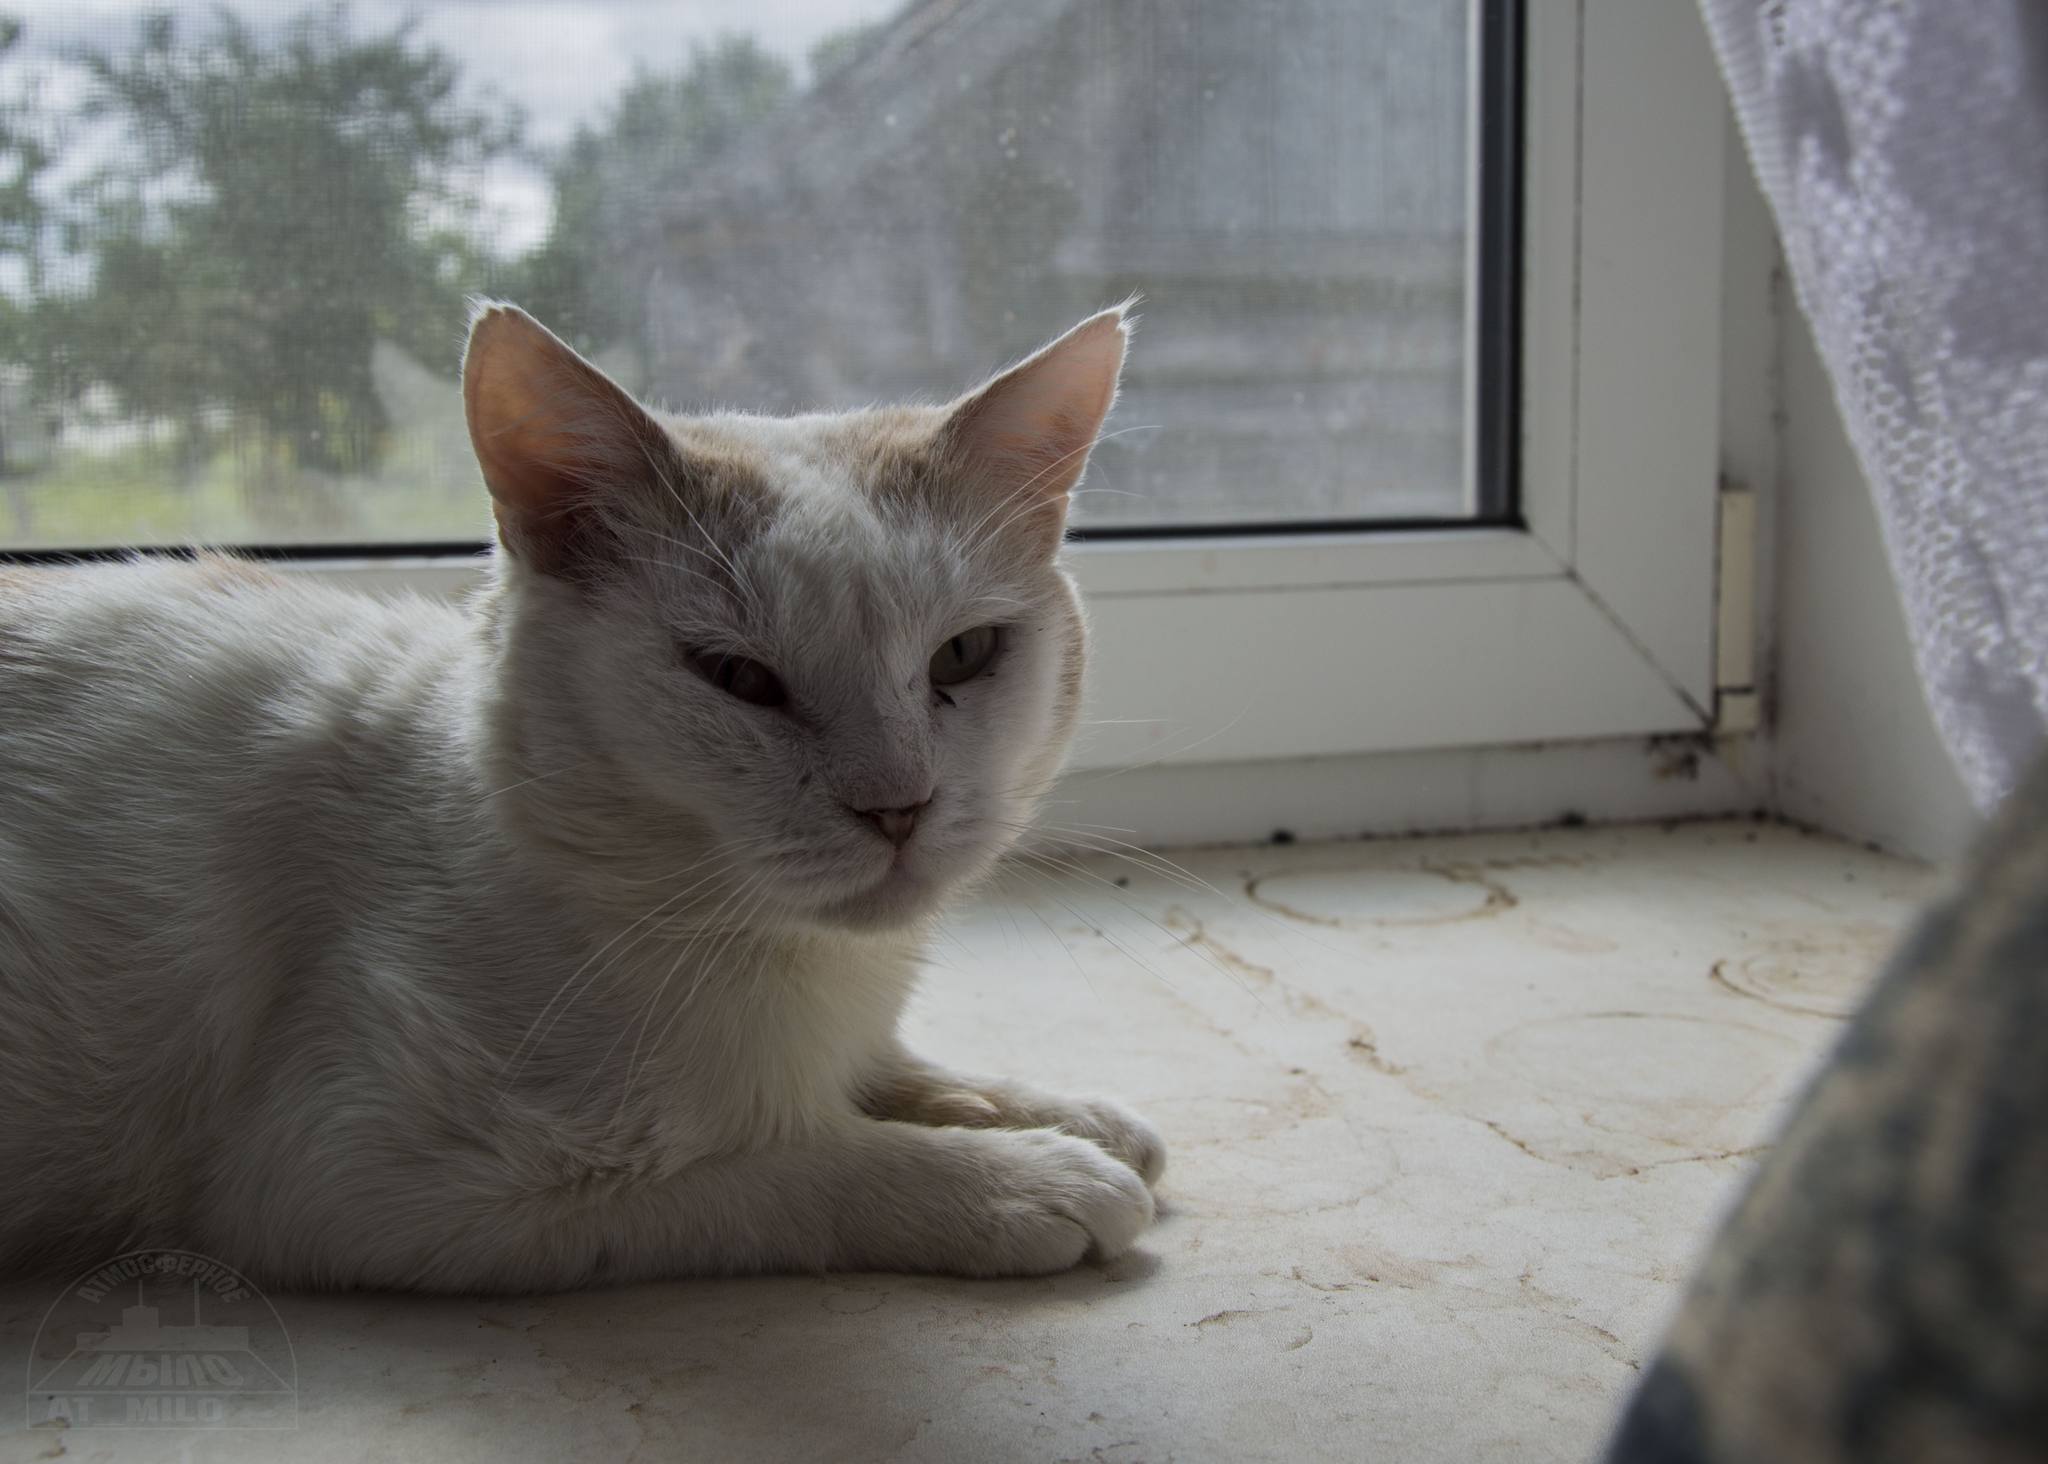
(860, 802, 928, 849)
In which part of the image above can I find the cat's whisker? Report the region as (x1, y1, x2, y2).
(612, 865, 789, 1127)
(582, 857, 784, 1116)
(499, 894, 704, 1090)
(1065, 485, 1151, 501)
(578, 939, 694, 1112)
(925, 917, 980, 966)
(620, 451, 764, 612)
(980, 800, 1286, 920)
(959, 488, 1074, 559)
(949, 865, 1102, 990)
(619, 524, 756, 604)
(1023, 818, 1341, 947)
(953, 423, 1162, 555)
(960, 432, 1162, 555)
(497, 839, 781, 1089)
(993, 852, 1281, 1012)
(612, 552, 735, 600)
(481, 760, 599, 799)
(659, 486, 756, 601)
(983, 856, 1238, 1004)
(1033, 701, 1263, 793)
(1007, 820, 1352, 970)
(1014, 823, 1224, 892)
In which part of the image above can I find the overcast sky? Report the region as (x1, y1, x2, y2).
(5, 0, 894, 253)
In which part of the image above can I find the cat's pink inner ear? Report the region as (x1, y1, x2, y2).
(462, 303, 665, 576)
(944, 308, 1129, 550)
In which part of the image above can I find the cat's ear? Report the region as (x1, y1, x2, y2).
(940, 305, 1130, 555)
(463, 302, 672, 578)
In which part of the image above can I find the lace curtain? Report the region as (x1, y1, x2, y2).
(1698, 1, 2048, 812)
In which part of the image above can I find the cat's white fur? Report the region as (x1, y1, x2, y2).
(0, 304, 1162, 1290)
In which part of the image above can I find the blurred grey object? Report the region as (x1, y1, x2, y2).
(1607, 745, 2048, 1460)
(1700, 0, 2048, 810)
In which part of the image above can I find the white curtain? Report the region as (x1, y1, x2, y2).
(1698, 1, 2048, 812)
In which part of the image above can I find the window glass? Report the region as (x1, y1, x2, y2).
(0, 0, 1479, 551)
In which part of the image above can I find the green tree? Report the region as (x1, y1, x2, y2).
(0, 17, 51, 375)
(64, 5, 514, 475)
(0, 20, 46, 270)
(515, 36, 791, 357)
(0, 11, 45, 507)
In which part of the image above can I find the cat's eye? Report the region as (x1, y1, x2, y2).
(693, 651, 787, 708)
(929, 625, 1000, 686)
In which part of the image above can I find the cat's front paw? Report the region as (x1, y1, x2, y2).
(959, 1129, 1155, 1275)
(1039, 1095, 1166, 1187)
(865, 1065, 1168, 1187)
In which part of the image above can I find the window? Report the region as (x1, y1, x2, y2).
(0, 0, 1518, 549)
(1, 0, 1732, 822)
(639, 0, 1522, 537)
(0, 1, 898, 551)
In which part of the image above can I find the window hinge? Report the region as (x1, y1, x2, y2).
(1714, 485, 1759, 735)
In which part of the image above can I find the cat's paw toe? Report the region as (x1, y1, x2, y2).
(1059, 1098, 1167, 1186)
(985, 1130, 1154, 1273)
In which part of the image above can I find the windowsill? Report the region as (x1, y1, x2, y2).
(1, 818, 1932, 1455)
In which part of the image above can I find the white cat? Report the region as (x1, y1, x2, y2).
(0, 304, 1162, 1291)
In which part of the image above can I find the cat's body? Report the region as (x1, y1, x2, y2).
(0, 306, 1161, 1290)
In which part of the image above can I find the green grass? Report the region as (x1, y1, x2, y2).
(0, 421, 494, 552)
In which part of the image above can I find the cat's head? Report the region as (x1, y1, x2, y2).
(462, 303, 1126, 932)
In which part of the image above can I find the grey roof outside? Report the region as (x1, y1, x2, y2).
(641, 0, 1472, 529)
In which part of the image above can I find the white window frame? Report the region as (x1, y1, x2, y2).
(295, 0, 1728, 782)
